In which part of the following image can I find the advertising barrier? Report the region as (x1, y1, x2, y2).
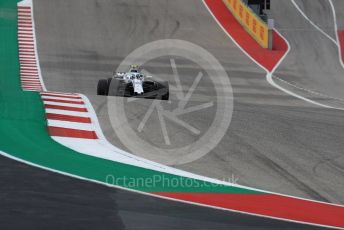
(223, 0, 270, 48)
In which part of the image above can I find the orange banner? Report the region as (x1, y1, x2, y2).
(223, 0, 269, 48)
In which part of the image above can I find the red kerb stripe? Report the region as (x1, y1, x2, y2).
(153, 192, 344, 229)
(18, 39, 34, 42)
(18, 21, 32, 25)
(337, 30, 344, 64)
(18, 25, 33, 28)
(46, 113, 91, 123)
(18, 11, 31, 14)
(48, 127, 98, 139)
(19, 56, 36, 59)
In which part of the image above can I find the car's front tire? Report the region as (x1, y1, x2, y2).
(108, 78, 129, 97)
(97, 79, 109, 95)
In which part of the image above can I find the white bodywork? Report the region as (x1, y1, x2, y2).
(133, 78, 144, 94)
(115, 70, 145, 94)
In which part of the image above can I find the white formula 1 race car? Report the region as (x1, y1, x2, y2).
(97, 65, 169, 100)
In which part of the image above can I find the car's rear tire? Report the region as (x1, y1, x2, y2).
(160, 81, 169, 100)
(97, 79, 109, 95)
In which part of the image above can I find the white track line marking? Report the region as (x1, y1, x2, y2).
(273, 75, 344, 102)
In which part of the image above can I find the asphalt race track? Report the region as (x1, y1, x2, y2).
(272, 0, 344, 108)
(2, 0, 342, 229)
(1, 154, 328, 230)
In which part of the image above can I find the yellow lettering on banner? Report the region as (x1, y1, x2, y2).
(222, 0, 269, 48)
(260, 25, 265, 41)
(245, 10, 250, 26)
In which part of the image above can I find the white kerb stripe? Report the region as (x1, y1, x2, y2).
(44, 109, 90, 118)
(47, 120, 95, 131)
(43, 101, 86, 108)
(41, 95, 82, 102)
